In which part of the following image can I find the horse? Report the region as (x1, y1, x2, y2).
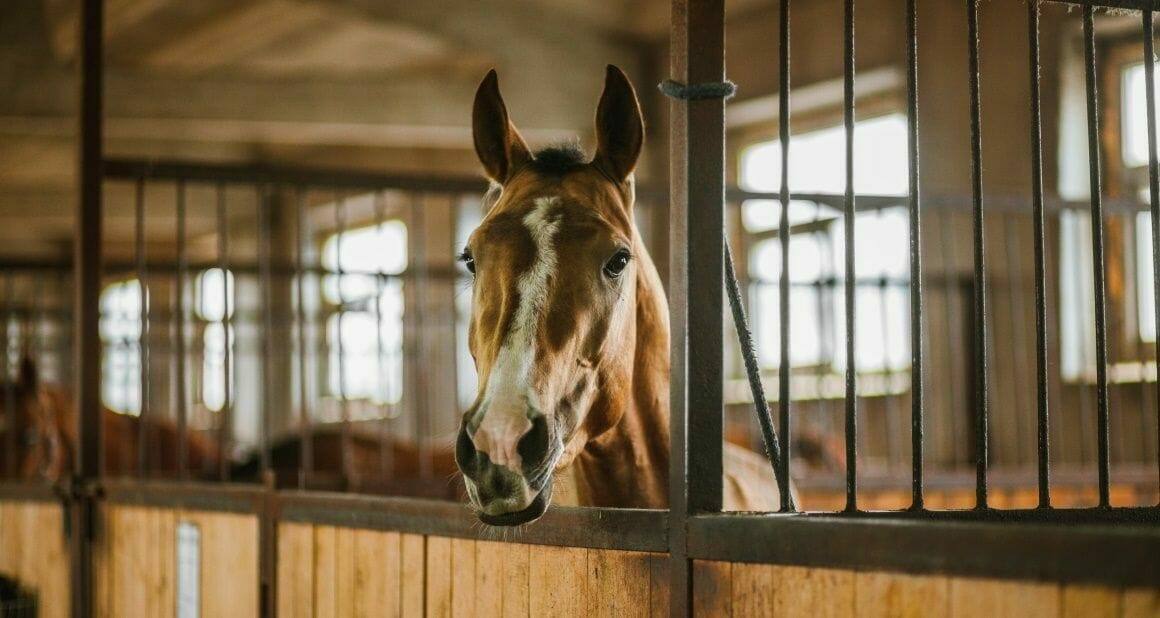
(454, 66, 789, 526)
(0, 356, 221, 482)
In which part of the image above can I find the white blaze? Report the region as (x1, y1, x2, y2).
(471, 197, 560, 470)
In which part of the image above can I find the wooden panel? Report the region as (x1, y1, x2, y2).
(769, 565, 855, 617)
(855, 571, 950, 618)
(529, 545, 587, 616)
(400, 533, 425, 616)
(475, 540, 506, 618)
(1062, 585, 1120, 618)
(277, 523, 315, 618)
(1121, 588, 1160, 618)
(0, 500, 70, 618)
(426, 535, 453, 617)
(649, 552, 671, 616)
(353, 529, 399, 617)
(501, 541, 530, 618)
(692, 560, 732, 617)
(731, 561, 775, 617)
(450, 538, 477, 616)
(335, 526, 357, 617)
(314, 525, 338, 618)
(948, 577, 1060, 618)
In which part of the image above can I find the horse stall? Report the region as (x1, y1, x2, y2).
(1, 0, 1159, 616)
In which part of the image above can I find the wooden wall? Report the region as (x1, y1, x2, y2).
(93, 505, 260, 618)
(0, 499, 69, 618)
(277, 523, 669, 617)
(693, 562, 1160, 617)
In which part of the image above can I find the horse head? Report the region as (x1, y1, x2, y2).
(0, 356, 69, 481)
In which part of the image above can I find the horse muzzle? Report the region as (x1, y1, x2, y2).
(456, 414, 557, 525)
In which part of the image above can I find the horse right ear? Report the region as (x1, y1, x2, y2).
(472, 70, 532, 185)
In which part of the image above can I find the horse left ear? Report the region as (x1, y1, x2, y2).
(592, 65, 644, 184)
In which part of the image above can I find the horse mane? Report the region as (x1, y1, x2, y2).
(529, 142, 588, 176)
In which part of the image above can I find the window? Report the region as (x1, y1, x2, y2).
(100, 279, 142, 415)
(739, 114, 911, 384)
(195, 268, 235, 412)
(322, 218, 407, 410)
(1122, 61, 1160, 171)
(455, 197, 484, 410)
(1127, 60, 1160, 342)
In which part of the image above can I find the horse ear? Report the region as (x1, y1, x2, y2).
(592, 65, 644, 183)
(472, 69, 533, 184)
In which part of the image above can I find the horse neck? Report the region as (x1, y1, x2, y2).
(573, 243, 671, 508)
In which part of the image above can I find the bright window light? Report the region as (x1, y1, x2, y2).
(1122, 62, 1160, 168)
(100, 279, 142, 415)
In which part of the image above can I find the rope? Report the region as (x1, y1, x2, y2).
(724, 239, 796, 511)
(658, 79, 737, 101)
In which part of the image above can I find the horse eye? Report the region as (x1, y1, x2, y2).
(603, 249, 632, 279)
(459, 251, 476, 275)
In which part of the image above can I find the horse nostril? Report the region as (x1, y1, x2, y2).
(456, 424, 480, 475)
(516, 416, 549, 473)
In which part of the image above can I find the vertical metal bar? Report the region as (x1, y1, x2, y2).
(1027, 0, 1051, 508)
(135, 177, 150, 477)
(1141, 9, 1160, 505)
(668, 0, 725, 613)
(73, 0, 103, 613)
(175, 180, 188, 479)
(374, 191, 393, 480)
(776, 0, 793, 513)
(258, 185, 272, 475)
(2, 276, 14, 477)
(334, 192, 353, 487)
(1082, 6, 1111, 508)
(295, 189, 312, 490)
(843, 0, 858, 513)
(906, 0, 924, 510)
(966, 0, 989, 510)
(217, 182, 232, 481)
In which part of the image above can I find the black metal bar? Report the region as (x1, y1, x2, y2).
(258, 185, 272, 474)
(73, 0, 103, 615)
(102, 479, 266, 513)
(1142, 9, 1160, 505)
(686, 513, 1160, 588)
(777, 0, 793, 514)
(2, 275, 14, 478)
(275, 493, 670, 553)
(668, 0, 726, 613)
(135, 177, 150, 478)
(1042, 0, 1160, 10)
(906, 0, 923, 510)
(1082, 6, 1111, 508)
(966, 0, 989, 510)
(1028, 0, 1051, 509)
(295, 188, 312, 490)
(843, 0, 858, 513)
(334, 192, 354, 487)
(174, 180, 189, 480)
(217, 182, 233, 482)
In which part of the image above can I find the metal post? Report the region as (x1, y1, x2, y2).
(72, 0, 104, 615)
(669, 0, 726, 614)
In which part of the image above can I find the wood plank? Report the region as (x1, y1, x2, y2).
(692, 560, 731, 618)
(94, 504, 112, 618)
(1121, 587, 1160, 618)
(111, 506, 148, 617)
(426, 536, 453, 617)
(314, 525, 339, 618)
(529, 545, 586, 616)
(732, 561, 776, 617)
(400, 533, 426, 617)
(769, 565, 855, 617)
(277, 523, 315, 618)
(1062, 585, 1120, 618)
(650, 553, 671, 617)
(474, 540, 506, 618)
(335, 526, 357, 618)
(188, 511, 260, 618)
(152, 507, 176, 618)
(949, 577, 1060, 618)
(500, 542, 530, 618)
(352, 529, 391, 617)
(450, 538, 477, 616)
(855, 571, 950, 618)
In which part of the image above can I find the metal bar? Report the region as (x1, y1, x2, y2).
(843, 0, 858, 513)
(217, 182, 232, 481)
(1142, 9, 1159, 505)
(966, 0, 989, 510)
(1027, 0, 1051, 509)
(295, 188, 312, 490)
(174, 180, 189, 480)
(258, 185, 272, 474)
(412, 193, 432, 480)
(1082, 6, 1111, 508)
(135, 177, 151, 477)
(668, 0, 726, 613)
(374, 191, 393, 480)
(777, 0, 793, 513)
(72, 0, 103, 615)
(334, 192, 353, 487)
(275, 493, 670, 553)
(686, 513, 1160, 588)
(2, 276, 14, 477)
(906, 0, 923, 510)
(1041, 0, 1160, 10)
(102, 479, 266, 513)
